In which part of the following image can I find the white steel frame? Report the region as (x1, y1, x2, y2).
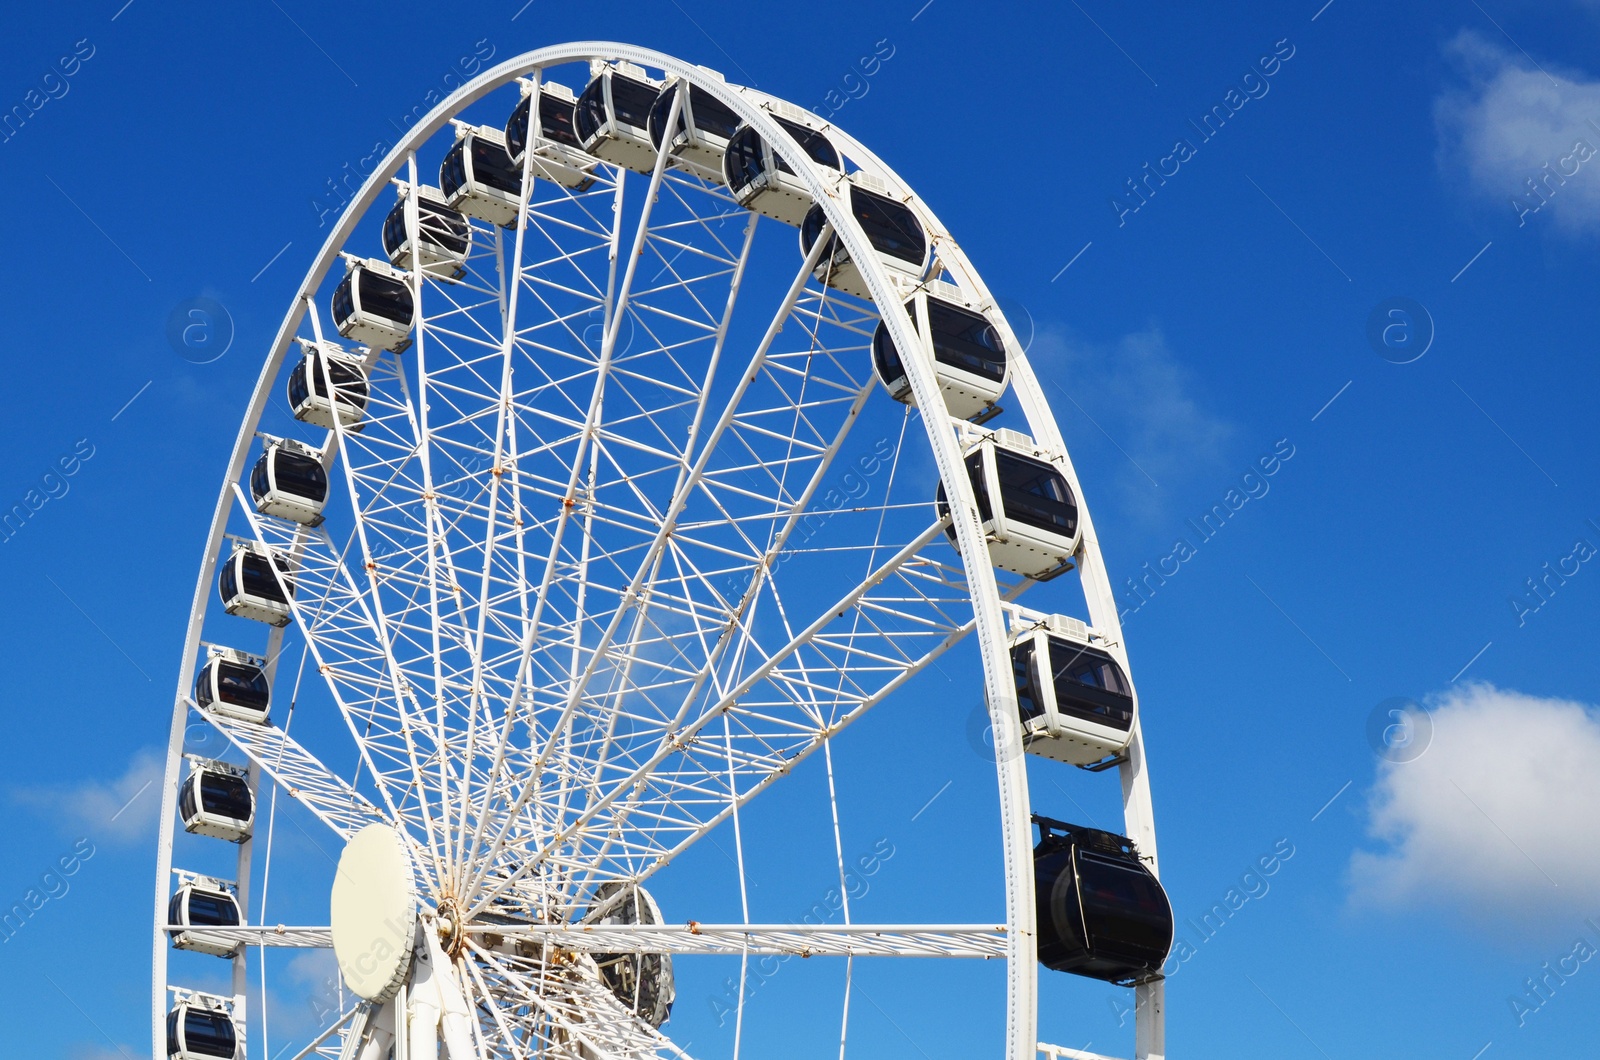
(152, 42, 1165, 1060)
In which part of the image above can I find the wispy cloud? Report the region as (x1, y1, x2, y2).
(12, 747, 163, 844)
(1435, 30, 1600, 232)
(1028, 325, 1234, 520)
(1350, 683, 1600, 938)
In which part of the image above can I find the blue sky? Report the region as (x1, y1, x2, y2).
(2, 1, 1600, 1058)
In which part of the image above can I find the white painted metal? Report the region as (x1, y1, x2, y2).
(155, 42, 1166, 1060)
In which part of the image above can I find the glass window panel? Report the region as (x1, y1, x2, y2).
(439, 140, 468, 198)
(1076, 851, 1172, 955)
(850, 187, 926, 266)
(608, 75, 659, 128)
(356, 271, 414, 326)
(539, 90, 581, 148)
(575, 78, 607, 143)
(993, 450, 1076, 537)
(774, 117, 839, 171)
(186, 891, 240, 926)
(271, 451, 328, 503)
(469, 136, 523, 195)
(200, 772, 252, 820)
(331, 275, 355, 328)
(688, 85, 741, 140)
(927, 300, 1007, 382)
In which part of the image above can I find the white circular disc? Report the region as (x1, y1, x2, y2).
(330, 823, 418, 1002)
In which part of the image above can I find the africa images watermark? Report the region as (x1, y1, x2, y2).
(0, 838, 97, 944)
(1112, 37, 1297, 227)
(0, 438, 98, 545)
(1507, 917, 1600, 1027)
(1508, 518, 1599, 628)
(1119, 438, 1297, 620)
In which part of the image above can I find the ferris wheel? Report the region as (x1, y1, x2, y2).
(152, 42, 1175, 1060)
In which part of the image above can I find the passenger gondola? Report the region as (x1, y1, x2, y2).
(648, 78, 742, 175)
(331, 258, 414, 352)
(381, 184, 470, 276)
(1011, 616, 1135, 765)
(800, 174, 930, 299)
(872, 285, 1010, 420)
(288, 339, 370, 430)
(935, 430, 1081, 579)
(722, 110, 843, 225)
(168, 873, 243, 957)
(505, 81, 597, 191)
(573, 61, 664, 175)
(195, 647, 271, 723)
(218, 544, 295, 627)
(588, 882, 674, 1027)
(167, 993, 239, 1060)
(250, 438, 328, 526)
(179, 757, 254, 842)
(439, 123, 525, 226)
(1033, 817, 1173, 985)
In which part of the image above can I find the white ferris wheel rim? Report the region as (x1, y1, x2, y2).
(150, 41, 1163, 1060)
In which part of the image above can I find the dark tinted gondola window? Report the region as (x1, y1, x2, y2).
(469, 136, 523, 195)
(326, 358, 368, 400)
(609, 75, 659, 129)
(249, 457, 271, 502)
(200, 772, 253, 820)
(439, 140, 469, 198)
(724, 125, 767, 189)
(799, 204, 837, 261)
(850, 187, 926, 266)
(575, 78, 607, 143)
(994, 451, 1076, 537)
(183, 1011, 238, 1058)
(1077, 850, 1172, 954)
(689, 86, 741, 140)
(356, 271, 414, 326)
(216, 661, 271, 711)
(506, 95, 531, 159)
(331, 275, 356, 328)
(381, 201, 407, 258)
(647, 85, 683, 150)
(774, 117, 840, 171)
(179, 776, 198, 822)
(272, 451, 329, 502)
(167, 891, 184, 926)
(1012, 639, 1044, 721)
(539, 91, 582, 148)
(382, 199, 469, 259)
(1045, 640, 1133, 729)
(217, 562, 238, 608)
(934, 451, 994, 547)
(928, 301, 1007, 382)
(166, 1010, 182, 1054)
(186, 891, 240, 926)
(287, 358, 311, 409)
(871, 318, 907, 391)
(240, 554, 291, 603)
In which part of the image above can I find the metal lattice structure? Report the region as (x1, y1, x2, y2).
(153, 42, 1167, 1060)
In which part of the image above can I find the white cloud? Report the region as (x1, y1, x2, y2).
(1028, 325, 1233, 519)
(1350, 683, 1600, 935)
(12, 747, 163, 844)
(1435, 30, 1600, 231)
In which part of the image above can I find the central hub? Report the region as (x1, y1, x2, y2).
(330, 823, 419, 1003)
(435, 895, 464, 958)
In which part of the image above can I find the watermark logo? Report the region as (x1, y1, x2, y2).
(167, 297, 234, 364)
(966, 702, 1023, 764)
(1366, 697, 1432, 763)
(1365, 297, 1433, 364)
